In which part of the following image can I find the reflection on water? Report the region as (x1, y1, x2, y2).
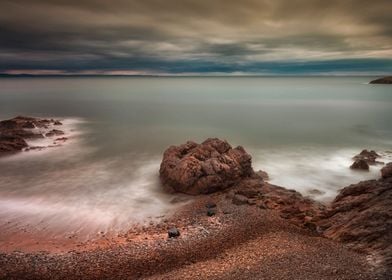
(0, 76, 391, 237)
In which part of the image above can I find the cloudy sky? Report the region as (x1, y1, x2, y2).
(1, 0, 391, 75)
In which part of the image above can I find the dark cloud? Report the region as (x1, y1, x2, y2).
(0, 0, 391, 74)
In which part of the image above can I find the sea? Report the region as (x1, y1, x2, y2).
(0, 76, 391, 237)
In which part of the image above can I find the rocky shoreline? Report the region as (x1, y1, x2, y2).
(0, 137, 391, 279)
(0, 116, 67, 156)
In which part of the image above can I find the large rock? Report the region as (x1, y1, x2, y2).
(369, 76, 392, 84)
(316, 177, 392, 269)
(159, 138, 254, 194)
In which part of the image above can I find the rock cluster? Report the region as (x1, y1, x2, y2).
(159, 138, 255, 194)
(350, 149, 382, 170)
(0, 116, 65, 155)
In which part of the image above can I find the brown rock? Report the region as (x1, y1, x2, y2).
(317, 177, 392, 266)
(352, 149, 380, 165)
(381, 162, 392, 178)
(0, 135, 28, 153)
(159, 138, 254, 194)
(350, 159, 369, 170)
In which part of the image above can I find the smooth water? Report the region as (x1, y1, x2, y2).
(0, 77, 391, 237)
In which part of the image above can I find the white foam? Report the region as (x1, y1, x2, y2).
(252, 147, 390, 201)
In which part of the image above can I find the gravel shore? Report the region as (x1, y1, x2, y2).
(0, 191, 381, 280)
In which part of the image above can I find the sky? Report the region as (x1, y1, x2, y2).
(1, 0, 391, 75)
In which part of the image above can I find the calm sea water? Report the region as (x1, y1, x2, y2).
(0, 77, 391, 237)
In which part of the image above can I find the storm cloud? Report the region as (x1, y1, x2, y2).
(0, 0, 391, 74)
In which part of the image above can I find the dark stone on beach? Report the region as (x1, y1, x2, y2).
(45, 129, 65, 137)
(207, 209, 216, 217)
(350, 159, 369, 170)
(168, 228, 180, 238)
(369, 76, 392, 84)
(54, 120, 62, 125)
(159, 138, 254, 195)
(232, 194, 249, 205)
(381, 162, 392, 178)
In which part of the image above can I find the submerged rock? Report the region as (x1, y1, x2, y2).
(45, 129, 65, 137)
(350, 159, 369, 170)
(352, 149, 381, 165)
(159, 138, 254, 195)
(369, 76, 392, 84)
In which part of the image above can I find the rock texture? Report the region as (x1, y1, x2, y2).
(0, 116, 65, 156)
(159, 138, 255, 194)
(369, 76, 392, 84)
(350, 159, 369, 170)
(381, 163, 392, 179)
(316, 174, 392, 275)
(0, 135, 28, 153)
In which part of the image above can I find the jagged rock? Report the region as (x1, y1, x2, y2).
(352, 149, 381, 165)
(350, 159, 369, 170)
(316, 177, 392, 268)
(168, 228, 180, 238)
(159, 138, 254, 194)
(369, 76, 392, 84)
(0, 116, 64, 156)
(381, 163, 392, 178)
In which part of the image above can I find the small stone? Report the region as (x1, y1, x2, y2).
(207, 209, 216, 217)
(168, 227, 180, 238)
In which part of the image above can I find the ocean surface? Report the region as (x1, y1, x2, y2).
(0, 76, 391, 238)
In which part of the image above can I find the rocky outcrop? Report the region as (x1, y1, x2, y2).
(159, 138, 254, 194)
(353, 149, 382, 165)
(0, 135, 28, 153)
(316, 175, 392, 271)
(0, 116, 65, 156)
(369, 76, 392, 84)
